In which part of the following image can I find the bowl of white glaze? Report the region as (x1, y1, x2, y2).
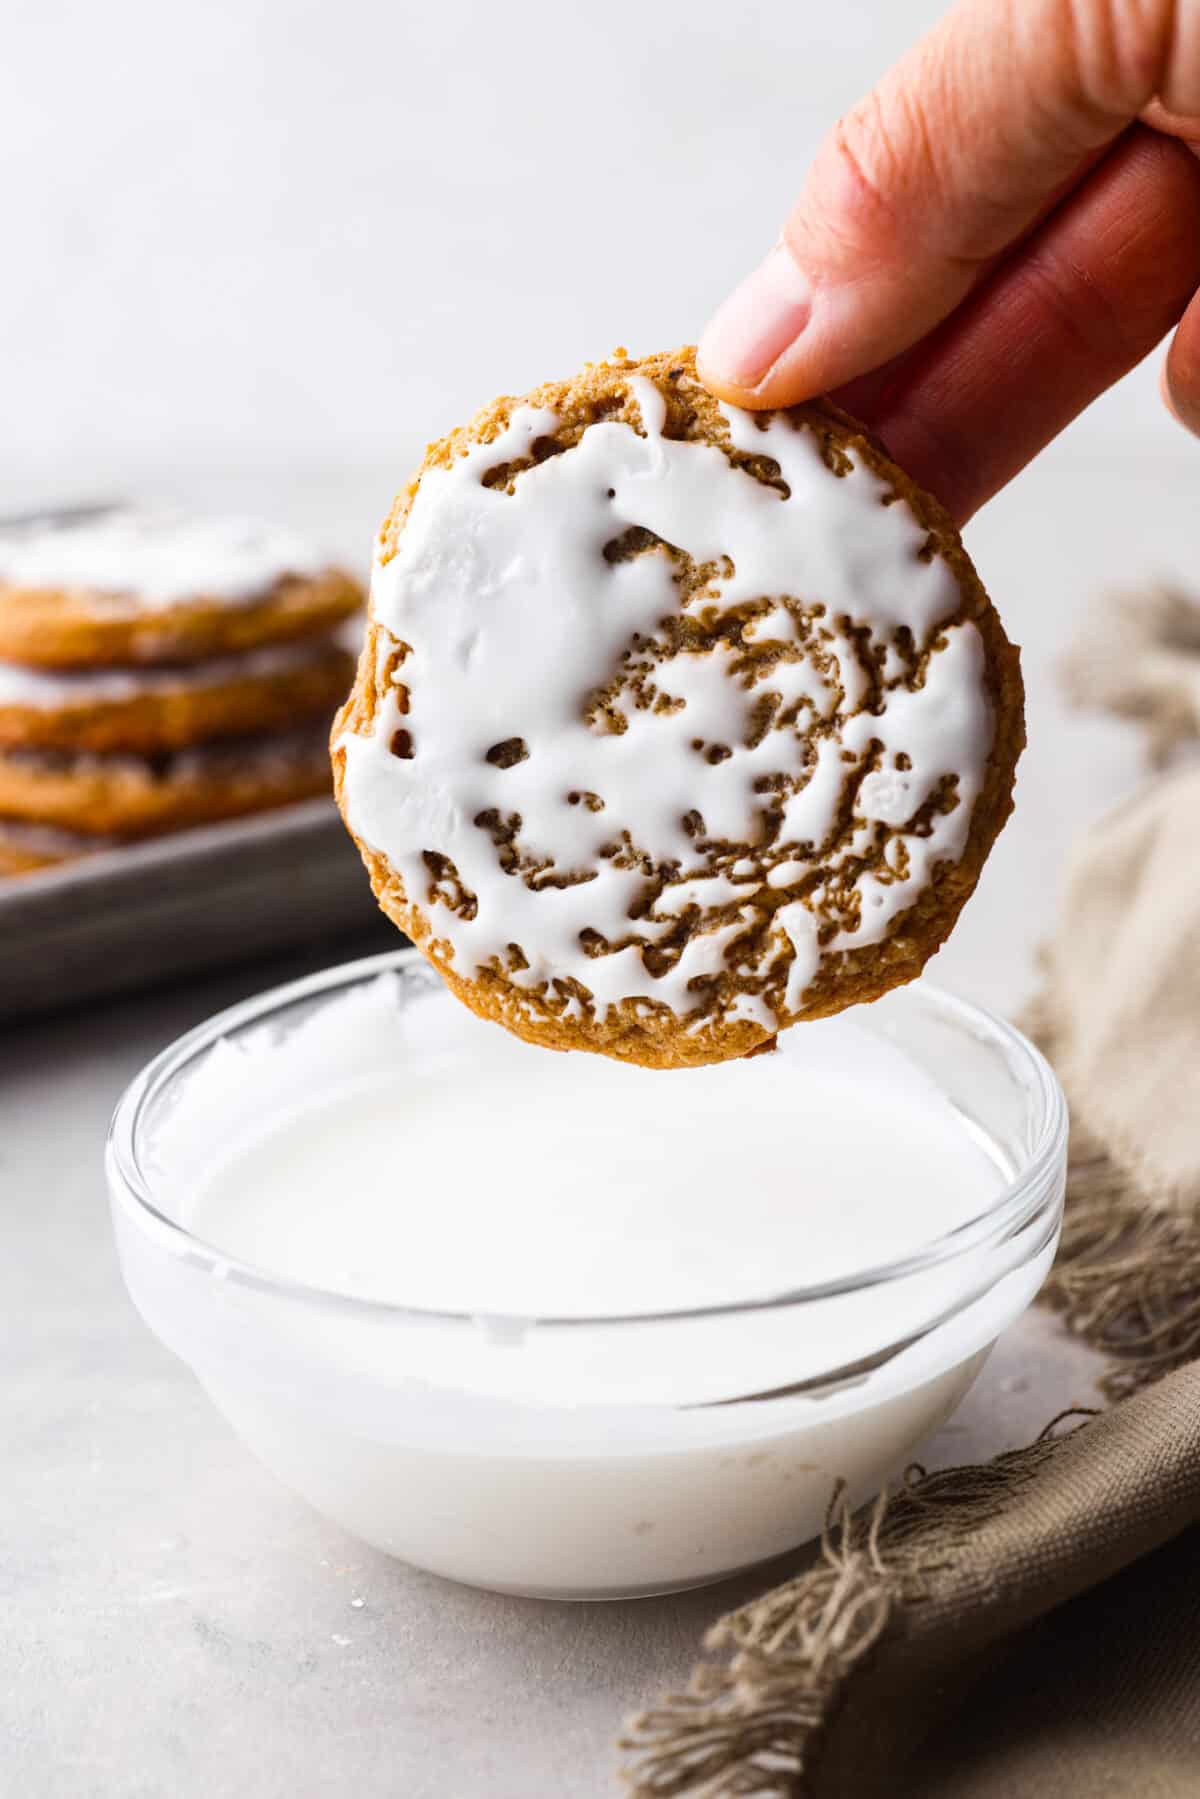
(107, 949, 1066, 1600)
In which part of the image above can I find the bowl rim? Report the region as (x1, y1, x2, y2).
(106, 948, 1068, 1331)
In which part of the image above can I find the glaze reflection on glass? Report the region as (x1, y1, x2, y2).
(108, 955, 1066, 1599)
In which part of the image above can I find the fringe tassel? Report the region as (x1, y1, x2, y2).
(1027, 999, 1200, 1400)
(1043, 1125, 1200, 1399)
(620, 1420, 1087, 1798)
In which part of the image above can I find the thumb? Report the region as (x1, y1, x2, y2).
(699, 0, 1200, 406)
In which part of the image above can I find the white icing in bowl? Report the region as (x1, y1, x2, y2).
(107, 950, 1066, 1599)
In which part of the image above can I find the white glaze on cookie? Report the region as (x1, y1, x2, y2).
(340, 378, 994, 1026)
(0, 627, 359, 708)
(0, 510, 330, 612)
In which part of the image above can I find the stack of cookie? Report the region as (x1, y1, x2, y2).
(0, 509, 363, 876)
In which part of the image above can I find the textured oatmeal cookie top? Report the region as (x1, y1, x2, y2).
(334, 348, 1023, 1069)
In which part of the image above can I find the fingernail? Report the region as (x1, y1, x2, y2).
(699, 242, 811, 389)
(1161, 354, 1200, 438)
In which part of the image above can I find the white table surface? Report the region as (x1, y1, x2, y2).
(5, 445, 1194, 1795)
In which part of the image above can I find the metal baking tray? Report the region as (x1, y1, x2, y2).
(0, 798, 396, 1022)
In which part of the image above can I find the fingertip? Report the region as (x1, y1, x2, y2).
(694, 357, 816, 412)
(1162, 300, 1200, 438)
(697, 243, 811, 406)
(693, 352, 773, 411)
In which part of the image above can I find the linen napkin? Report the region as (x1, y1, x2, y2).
(622, 588, 1200, 1797)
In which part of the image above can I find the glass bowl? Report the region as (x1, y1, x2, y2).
(106, 949, 1067, 1600)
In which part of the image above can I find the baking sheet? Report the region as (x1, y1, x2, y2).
(0, 797, 396, 1022)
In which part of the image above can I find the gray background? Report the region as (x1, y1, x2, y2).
(0, 0, 1186, 497)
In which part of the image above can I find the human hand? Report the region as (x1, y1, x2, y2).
(699, 0, 1200, 523)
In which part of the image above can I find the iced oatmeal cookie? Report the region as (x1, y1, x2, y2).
(0, 510, 362, 668)
(334, 348, 1023, 1069)
(0, 631, 357, 754)
(0, 724, 333, 838)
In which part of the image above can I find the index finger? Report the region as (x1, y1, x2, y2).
(699, 0, 1197, 407)
(832, 126, 1200, 522)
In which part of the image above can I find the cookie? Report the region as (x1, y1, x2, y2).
(0, 820, 113, 876)
(0, 510, 363, 668)
(334, 347, 1023, 1070)
(0, 630, 358, 754)
(0, 724, 333, 838)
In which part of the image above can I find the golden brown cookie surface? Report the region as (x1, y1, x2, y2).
(0, 725, 333, 837)
(334, 348, 1023, 1069)
(0, 632, 357, 754)
(0, 511, 362, 668)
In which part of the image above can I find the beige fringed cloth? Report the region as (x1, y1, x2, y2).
(621, 587, 1200, 1798)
